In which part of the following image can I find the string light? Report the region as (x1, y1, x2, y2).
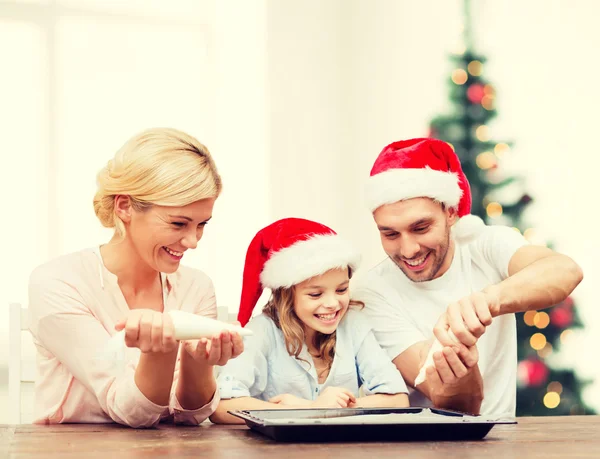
(486, 202, 503, 218)
(481, 95, 495, 110)
(467, 60, 483, 76)
(543, 391, 561, 409)
(485, 170, 501, 184)
(537, 342, 553, 359)
(523, 228, 536, 240)
(560, 329, 573, 344)
(475, 125, 490, 141)
(451, 69, 468, 85)
(534, 311, 550, 329)
(483, 84, 495, 95)
(512, 227, 521, 234)
(523, 228, 547, 246)
(494, 143, 510, 157)
(476, 151, 496, 170)
(523, 310, 537, 326)
(530, 332, 547, 350)
(547, 382, 563, 395)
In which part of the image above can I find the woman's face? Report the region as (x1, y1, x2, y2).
(293, 268, 351, 337)
(123, 197, 216, 273)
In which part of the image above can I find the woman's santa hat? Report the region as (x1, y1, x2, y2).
(237, 218, 360, 326)
(365, 138, 485, 242)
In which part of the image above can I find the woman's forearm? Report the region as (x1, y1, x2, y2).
(134, 349, 178, 406)
(175, 349, 217, 410)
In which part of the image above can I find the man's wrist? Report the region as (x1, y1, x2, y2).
(483, 284, 503, 317)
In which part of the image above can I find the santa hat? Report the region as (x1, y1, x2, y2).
(365, 138, 485, 242)
(237, 218, 360, 326)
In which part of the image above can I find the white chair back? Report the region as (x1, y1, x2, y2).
(8, 303, 36, 424)
(217, 306, 239, 323)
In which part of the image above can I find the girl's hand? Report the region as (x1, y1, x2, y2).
(183, 331, 244, 366)
(269, 393, 312, 407)
(311, 386, 356, 408)
(115, 309, 178, 354)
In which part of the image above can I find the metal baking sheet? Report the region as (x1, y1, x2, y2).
(229, 407, 516, 442)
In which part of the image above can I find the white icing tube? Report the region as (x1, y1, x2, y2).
(168, 310, 253, 340)
(414, 330, 458, 386)
(105, 310, 253, 355)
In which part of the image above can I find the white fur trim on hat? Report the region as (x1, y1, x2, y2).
(452, 214, 486, 243)
(365, 167, 462, 212)
(260, 234, 361, 289)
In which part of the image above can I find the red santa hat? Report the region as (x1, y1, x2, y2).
(237, 218, 360, 326)
(365, 138, 485, 242)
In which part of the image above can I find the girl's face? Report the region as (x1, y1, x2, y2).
(120, 196, 216, 274)
(293, 268, 350, 337)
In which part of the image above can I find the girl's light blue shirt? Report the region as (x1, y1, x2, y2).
(217, 309, 408, 401)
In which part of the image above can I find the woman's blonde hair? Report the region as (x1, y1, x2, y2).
(93, 127, 222, 237)
(263, 268, 363, 379)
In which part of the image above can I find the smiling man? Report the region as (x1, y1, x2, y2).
(353, 138, 583, 416)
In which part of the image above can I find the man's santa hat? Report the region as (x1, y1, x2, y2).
(237, 218, 360, 326)
(365, 138, 485, 242)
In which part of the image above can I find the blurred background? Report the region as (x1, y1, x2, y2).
(0, 0, 598, 422)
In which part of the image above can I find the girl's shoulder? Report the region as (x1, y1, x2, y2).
(340, 307, 371, 328)
(243, 312, 283, 350)
(338, 307, 373, 346)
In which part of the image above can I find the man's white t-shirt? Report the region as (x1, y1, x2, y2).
(353, 225, 529, 416)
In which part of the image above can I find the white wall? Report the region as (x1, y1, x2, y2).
(1, 0, 598, 419)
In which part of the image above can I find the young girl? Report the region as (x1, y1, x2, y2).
(211, 218, 409, 424)
(28, 128, 242, 428)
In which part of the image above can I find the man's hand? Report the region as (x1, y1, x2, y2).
(422, 341, 484, 414)
(434, 290, 499, 347)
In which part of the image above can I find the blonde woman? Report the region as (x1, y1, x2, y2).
(210, 218, 409, 425)
(28, 128, 243, 428)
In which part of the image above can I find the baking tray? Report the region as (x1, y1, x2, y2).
(229, 407, 516, 442)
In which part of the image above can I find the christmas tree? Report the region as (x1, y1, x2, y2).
(428, 0, 593, 416)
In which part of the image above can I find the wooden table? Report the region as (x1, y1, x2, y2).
(2, 416, 599, 458)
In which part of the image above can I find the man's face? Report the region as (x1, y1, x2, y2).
(373, 198, 457, 282)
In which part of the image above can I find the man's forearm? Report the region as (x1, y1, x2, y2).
(486, 254, 583, 317)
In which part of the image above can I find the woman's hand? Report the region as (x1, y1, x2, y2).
(115, 309, 178, 354)
(182, 331, 244, 366)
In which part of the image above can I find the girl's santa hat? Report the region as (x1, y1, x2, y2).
(365, 138, 485, 242)
(237, 218, 360, 326)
